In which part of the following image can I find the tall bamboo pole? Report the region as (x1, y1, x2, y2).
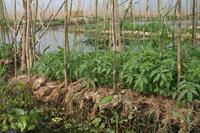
(26, 0, 32, 76)
(32, 0, 38, 62)
(177, 0, 182, 84)
(14, 0, 17, 76)
(111, 0, 116, 90)
(111, 0, 121, 51)
(95, 0, 98, 49)
(146, 0, 149, 19)
(64, 0, 69, 86)
(21, 0, 27, 71)
(157, 0, 161, 18)
(192, 0, 196, 46)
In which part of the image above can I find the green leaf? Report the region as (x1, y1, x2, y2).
(99, 96, 113, 105)
(187, 92, 193, 103)
(150, 70, 157, 78)
(153, 73, 160, 83)
(161, 73, 167, 82)
(177, 89, 188, 103)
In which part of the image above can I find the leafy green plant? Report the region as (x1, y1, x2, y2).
(120, 46, 176, 96)
(173, 81, 200, 104)
(33, 45, 200, 102)
(1, 108, 41, 132)
(5, 81, 35, 109)
(0, 44, 12, 59)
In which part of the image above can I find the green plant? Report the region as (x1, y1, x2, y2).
(1, 108, 41, 132)
(120, 46, 176, 96)
(5, 81, 35, 109)
(0, 44, 12, 59)
(174, 81, 200, 104)
(33, 45, 200, 102)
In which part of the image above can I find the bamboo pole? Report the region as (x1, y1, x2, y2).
(64, 0, 69, 86)
(192, 0, 196, 46)
(95, 0, 98, 49)
(21, 0, 27, 71)
(14, 0, 17, 76)
(177, 0, 182, 84)
(111, 0, 121, 51)
(26, 0, 32, 76)
(157, 0, 161, 18)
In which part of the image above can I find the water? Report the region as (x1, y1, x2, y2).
(0, 20, 199, 52)
(0, 25, 94, 53)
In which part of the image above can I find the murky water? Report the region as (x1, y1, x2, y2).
(0, 25, 94, 53)
(0, 19, 199, 52)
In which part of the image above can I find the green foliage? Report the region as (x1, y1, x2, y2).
(120, 47, 176, 96)
(0, 65, 6, 77)
(33, 45, 200, 103)
(174, 81, 200, 104)
(1, 108, 41, 132)
(33, 50, 115, 87)
(5, 81, 35, 109)
(33, 49, 64, 80)
(121, 20, 171, 33)
(99, 96, 113, 106)
(0, 44, 12, 59)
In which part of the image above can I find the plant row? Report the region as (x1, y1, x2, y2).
(33, 45, 200, 103)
